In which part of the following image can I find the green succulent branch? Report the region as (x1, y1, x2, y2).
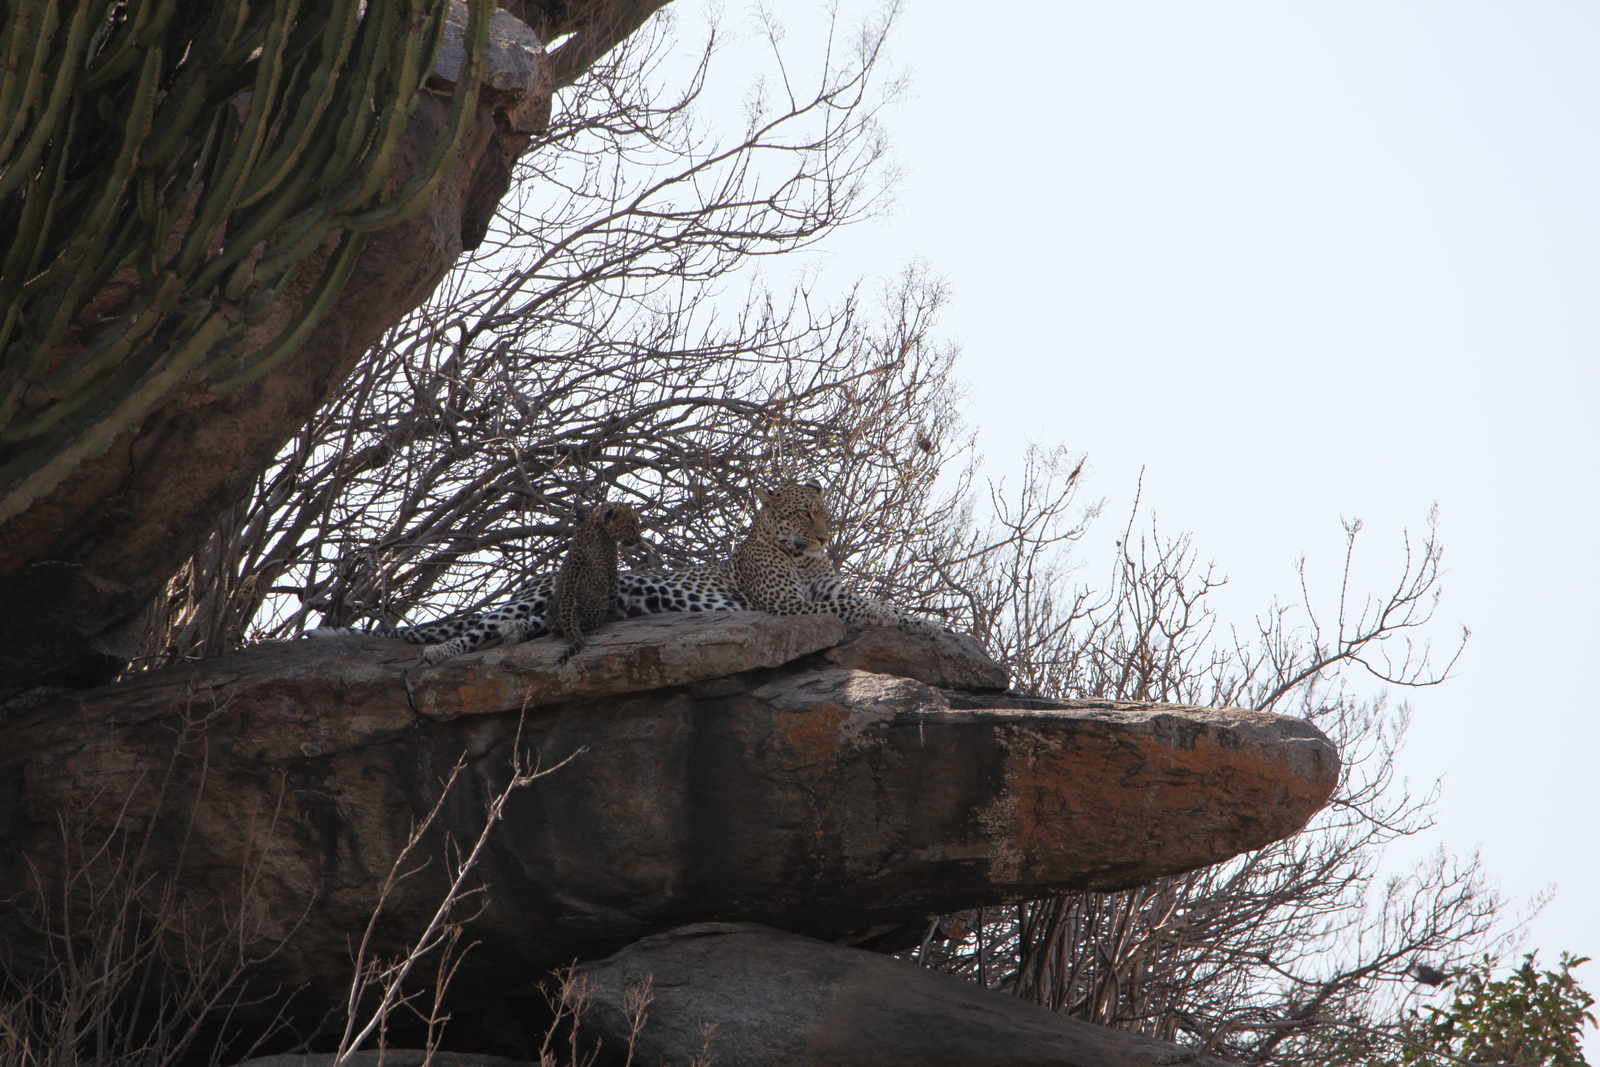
(0, 0, 493, 526)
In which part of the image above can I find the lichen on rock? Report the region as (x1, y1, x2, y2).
(0, 611, 1338, 1058)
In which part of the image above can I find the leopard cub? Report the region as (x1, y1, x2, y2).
(549, 502, 643, 665)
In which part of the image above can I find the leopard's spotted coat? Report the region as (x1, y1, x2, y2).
(317, 482, 939, 663)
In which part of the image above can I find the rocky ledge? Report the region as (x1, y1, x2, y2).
(0, 612, 1337, 1058)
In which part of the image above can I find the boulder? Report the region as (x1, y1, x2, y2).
(239, 1056, 529, 1067)
(578, 922, 1237, 1067)
(0, 614, 1337, 1039)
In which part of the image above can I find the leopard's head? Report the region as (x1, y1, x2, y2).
(752, 481, 830, 559)
(587, 503, 644, 546)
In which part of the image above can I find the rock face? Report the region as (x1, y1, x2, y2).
(0, 613, 1337, 1048)
(816, 623, 1009, 691)
(579, 922, 1237, 1067)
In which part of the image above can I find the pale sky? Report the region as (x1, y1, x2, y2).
(803, 0, 1599, 1032)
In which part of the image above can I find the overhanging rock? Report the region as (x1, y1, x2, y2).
(0, 613, 1338, 1015)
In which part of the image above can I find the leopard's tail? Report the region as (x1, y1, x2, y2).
(307, 626, 361, 638)
(554, 636, 586, 666)
(307, 623, 413, 641)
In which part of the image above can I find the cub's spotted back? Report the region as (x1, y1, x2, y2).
(550, 503, 643, 665)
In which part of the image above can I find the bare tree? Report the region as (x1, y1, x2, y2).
(0, 704, 630, 1066)
(0, 709, 296, 1067)
(113, 7, 1511, 1065)
(331, 727, 583, 1064)
(904, 478, 1498, 1066)
(127, 4, 957, 665)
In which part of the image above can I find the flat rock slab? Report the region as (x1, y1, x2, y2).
(579, 922, 1237, 1067)
(817, 624, 1009, 691)
(405, 611, 848, 719)
(0, 612, 1335, 1029)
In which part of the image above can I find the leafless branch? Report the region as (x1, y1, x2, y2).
(334, 721, 583, 1063)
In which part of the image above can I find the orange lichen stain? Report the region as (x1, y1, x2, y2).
(772, 701, 851, 770)
(1002, 726, 1338, 876)
(416, 671, 527, 720)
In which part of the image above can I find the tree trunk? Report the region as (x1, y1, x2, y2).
(0, 0, 669, 701)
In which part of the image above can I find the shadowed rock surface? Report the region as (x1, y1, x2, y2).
(579, 922, 1240, 1067)
(0, 613, 1336, 1039)
(239, 1055, 530, 1067)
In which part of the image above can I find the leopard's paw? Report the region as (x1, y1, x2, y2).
(422, 640, 464, 665)
(852, 599, 901, 627)
(896, 613, 945, 638)
(497, 618, 536, 646)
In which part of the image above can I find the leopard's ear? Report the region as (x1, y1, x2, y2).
(753, 486, 777, 507)
(573, 504, 592, 524)
(802, 479, 822, 491)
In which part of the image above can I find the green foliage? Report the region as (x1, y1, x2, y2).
(0, 0, 493, 525)
(1306, 953, 1595, 1067)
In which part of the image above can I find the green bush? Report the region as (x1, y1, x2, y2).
(1308, 952, 1595, 1067)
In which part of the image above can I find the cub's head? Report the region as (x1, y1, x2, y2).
(584, 503, 644, 546)
(752, 481, 830, 559)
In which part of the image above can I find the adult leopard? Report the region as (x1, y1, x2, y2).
(316, 481, 940, 664)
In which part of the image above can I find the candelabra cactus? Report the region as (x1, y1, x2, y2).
(0, 0, 492, 525)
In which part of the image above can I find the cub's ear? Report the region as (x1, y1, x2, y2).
(802, 479, 822, 491)
(754, 486, 777, 507)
